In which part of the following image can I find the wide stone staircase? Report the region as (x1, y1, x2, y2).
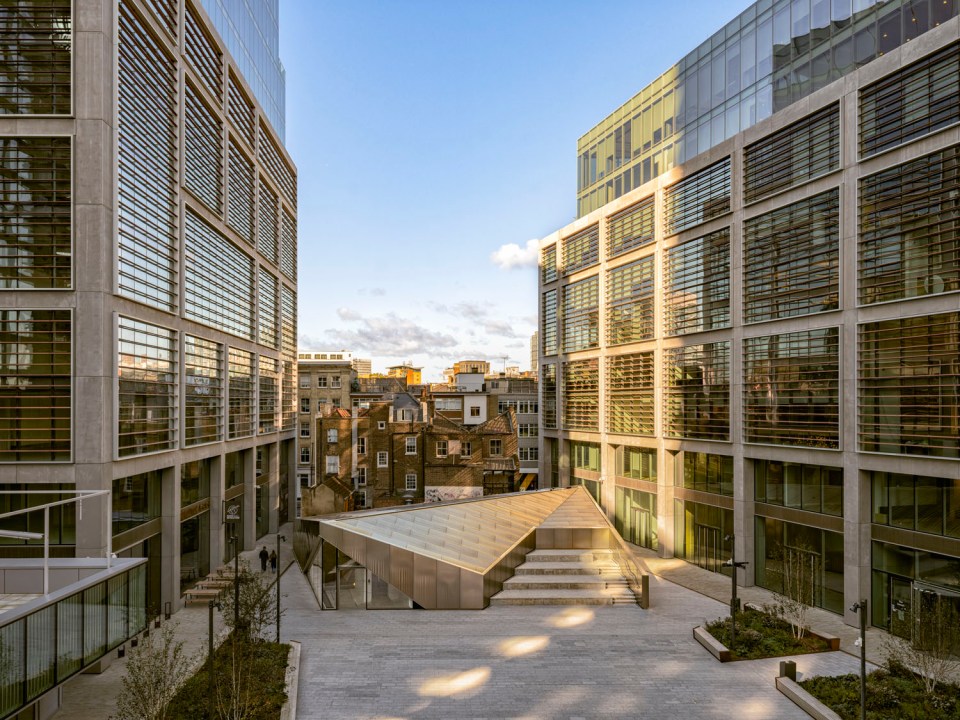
(489, 548, 635, 606)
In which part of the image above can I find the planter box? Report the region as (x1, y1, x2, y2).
(693, 625, 731, 662)
(280, 641, 301, 720)
(743, 602, 841, 650)
(775, 676, 842, 720)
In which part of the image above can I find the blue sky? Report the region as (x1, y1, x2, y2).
(280, 0, 754, 381)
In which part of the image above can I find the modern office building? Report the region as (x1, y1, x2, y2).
(540, 0, 960, 632)
(0, 0, 298, 618)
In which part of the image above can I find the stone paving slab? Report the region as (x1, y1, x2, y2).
(284, 567, 864, 719)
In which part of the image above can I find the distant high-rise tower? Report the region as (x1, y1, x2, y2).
(530, 332, 539, 375)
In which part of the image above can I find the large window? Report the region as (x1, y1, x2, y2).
(872, 541, 960, 630)
(541, 290, 557, 356)
(675, 451, 733, 497)
(181, 459, 211, 507)
(607, 197, 654, 258)
(258, 180, 278, 263)
(562, 224, 599, 275)
(859, 145, 960, 304)
(743, 189, 839, 323)
(562, 359, 599, 431)
(663, 159, 730, 236)
(0, 310, 71, 461)
(615, 486, 658, 550)
(258, 269, 278, 349)
(184, 210, 254, 339)
(562, 276, 599, 352)
(184, 336, 222, 446)
(755, 516, 843, 615)
(258, 356, 278, 434)
(606, 257, 654, 345)
(754, 460, 842, 516)
(616, 446, 656, 482)
(184, 82, 222, 214)
(0, 137, 71, 289)
(743, 103, 840, 203)
(0, 0, 71, 115)
(663, 342, 730, 441)
(743, 328, 839, 449)
(673, 499, 732, 575)
(859, 312, 959, 458)
(228, 348, 255, 439)
(860, 42, 960, 157)
(541, 244, 557, 283)
(541, 364, 557, 429)
(226, 141, 254, 242)
(570, 441, 600, 472)
(118, 317, 176, 457)
(112, 471, 161, 534)
(118, 2, 177, 311)
(663, 229, 730, 336)
(606, 352, 654, 436)
(871, 472, 960, 538)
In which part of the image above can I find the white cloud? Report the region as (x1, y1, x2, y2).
(326, 312, 458, 356)
(490, 239, 540, 270)
(336, 307, 362, 321)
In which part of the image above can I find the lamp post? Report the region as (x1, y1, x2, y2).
(850, 599, 868, 720)
(208, 599, 221, 719)
(229, 535, 239, 633)
(722, 534, 748, 652)
(276, 534, 286, 642)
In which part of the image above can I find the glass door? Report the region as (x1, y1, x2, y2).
(695, 524, 721, 573)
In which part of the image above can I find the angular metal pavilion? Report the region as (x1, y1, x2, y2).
(295, 487, 631, 609)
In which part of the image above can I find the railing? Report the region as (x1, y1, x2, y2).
(608, 530, 650, 609)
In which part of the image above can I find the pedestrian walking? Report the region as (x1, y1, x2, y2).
(259, 546, 269, 572)
(269, 549, 278, 573)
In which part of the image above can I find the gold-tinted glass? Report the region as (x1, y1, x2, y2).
(663, 342, 730, 441)
(561, 358, 599, 431)
(606, 352, 654, 436)
(0, 0, 71, 115)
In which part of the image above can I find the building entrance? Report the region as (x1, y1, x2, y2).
(695, 524, 722, 573)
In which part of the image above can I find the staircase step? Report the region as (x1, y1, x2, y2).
(525, 549, 617, 563)
(515, 562, 618, 576)
(504, 575, 627, 591)
(490, 588, 636, 606)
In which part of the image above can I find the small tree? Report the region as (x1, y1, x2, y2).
(114, 622, 195, 720)
(885, 594, 960, 694)
(214, 637, 257, 720)
(765, 546, 818, 640)
(220, 562, 279, 641)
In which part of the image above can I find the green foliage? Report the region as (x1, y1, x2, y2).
(113, 623, 196, 720)
(166, 639, 289, 720)
(802, 662, 960, 719)
(704, 607, 831, 660)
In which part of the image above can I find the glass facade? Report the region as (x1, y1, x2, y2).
(180, 511, 210, 593)
(663, 229, 730, 336)
(570, 441, 601, 473)
(674, 499, 733, 575)
(0, 136, 71, 289)
(258, 268, 278, 349)
(540, 290, 557, 356)
(117, 317, 177, 457)
(577, 0, 960, 216)
(607, 197, 655, 258)
(227, 140, 255, 242)
(616, 445, 656, 482)
(181, 459, 211, 507)
(258, 355, 279, 434)
(540, 363, 557, 429)
(0, 484, 75, 547)
(754, 459, 842, 515)
(562, 224, 599, 275)
(663, 159, 731, 235)
(743, 328, 839, 448)
(184, 82, 223, 214)
(663, 342, 730, 441)
(184, 3, 222, 101)
(858, 312, 959, 458)
(258, 179, 278, 263)
(228, 347, 255, 438)
(0, 310, 70, 461)
(872, 541, 960, 629)
(184, 335, 223, 446)
(615, 486, 658, 550)
(742, 189, 839, 322)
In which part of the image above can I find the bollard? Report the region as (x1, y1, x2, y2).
(640, 574, 650, 609)
(779, 660, 797, 681)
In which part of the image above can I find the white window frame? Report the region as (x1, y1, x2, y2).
(490, 439, 502, 456)
(317, 376, 328, 388)
(376, 451, 388, 468)
(300, 397, 310, 413)
(327, 428, 338, 443)
(356, 490, 367, 507)
(405, 472, 417, 490)
(299, 375, 311, 388)
(405, 437, 417, 455)
(462, 441, 472, 458)
(299, 422, 310, 438)
(356, 467, 366, 486)
(331, 376, 341, 389)
(299, 447, 310, 464)
(378, 421, 386, 430)
(325, 455, 339, 474)
(357, 437, 366, 455)
(436, 440, 447, 458)
(469, 406, 480, 417)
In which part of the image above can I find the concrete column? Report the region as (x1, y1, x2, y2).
(160, 465, 180, 611)
(268, 441, 280, 533)
(242, 448, 256, 550)
(209, 454, 224, 570)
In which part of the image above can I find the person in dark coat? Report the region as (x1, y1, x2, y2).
(259, 546, 269, 572)
(269, 549, 278, 573)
